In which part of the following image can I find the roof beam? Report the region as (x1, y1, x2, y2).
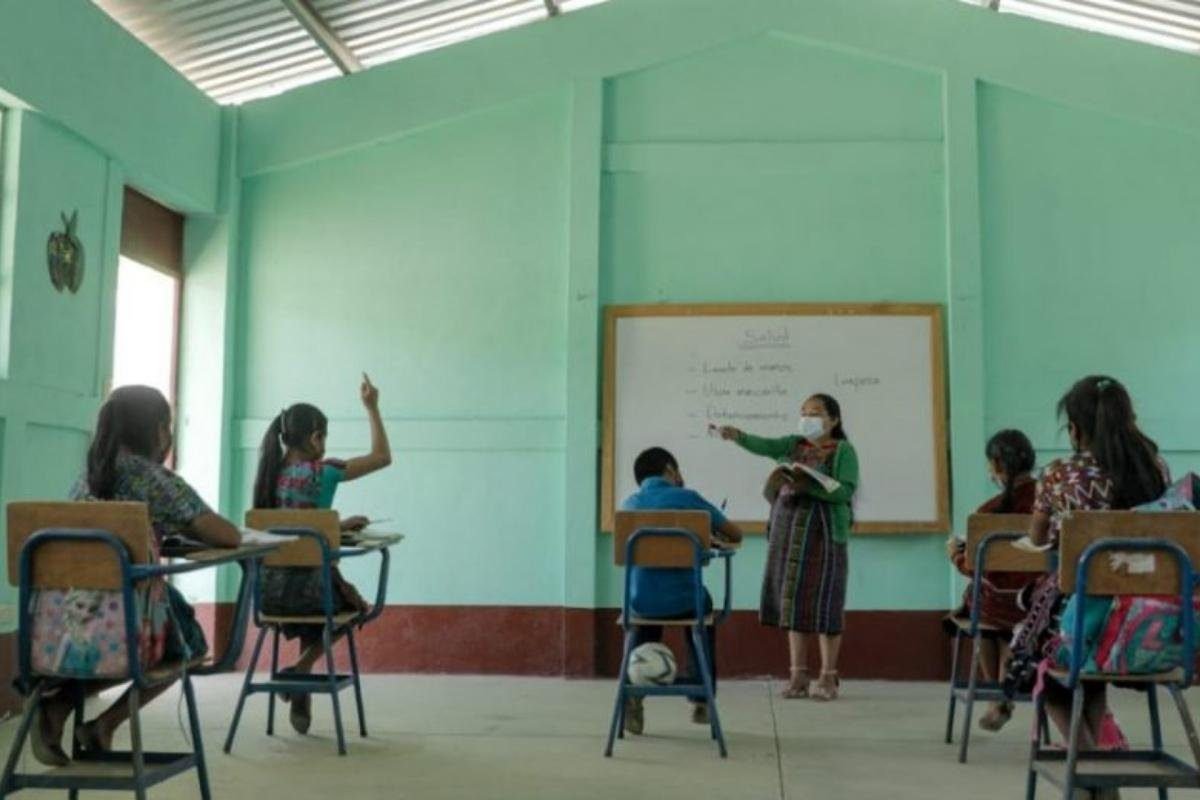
(279, 0, 363, 73)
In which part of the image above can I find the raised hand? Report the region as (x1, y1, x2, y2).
(718, 425, 742, 441)
(360, 372, 380, 409)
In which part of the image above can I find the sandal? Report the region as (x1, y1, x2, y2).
(979, 701, 1013, 732)
(74, 719, 113, 754)
(781, 668, 810, 699)
(289, 692, 312, 735)
(30, 702, 69, 767)
(811, 671, 839, 701)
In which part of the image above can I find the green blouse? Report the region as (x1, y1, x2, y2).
(734, 432, 859, 543)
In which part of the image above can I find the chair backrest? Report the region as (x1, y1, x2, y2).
(1059, 511, 1200, 595)
(614, 510, 710, 567)
(964, 514, 1044, 572)
(245, 508, 339, 567)
(6, 501, 152, 590)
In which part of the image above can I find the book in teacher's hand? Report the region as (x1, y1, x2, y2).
(785, 463, 842, 494)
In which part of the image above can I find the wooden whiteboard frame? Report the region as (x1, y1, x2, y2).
(600, 302, 950, 535)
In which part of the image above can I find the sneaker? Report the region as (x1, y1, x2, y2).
(623, 696, 644, 735)
(690, 702, 709, 725)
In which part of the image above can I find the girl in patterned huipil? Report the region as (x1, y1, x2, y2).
(252, 374, 392, 735)
(719, 393, 859, 701)
(30, 387, 242, 766)
(1009, 376, 1166, 758)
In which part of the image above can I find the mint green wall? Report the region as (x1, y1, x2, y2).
(230, 0, 1200, 613)
(0, 3, 224, 615)
(978, 85, 1200, 482)
(233, 94, 570, 604)
(0, 0, 220, 211)
(0, 111, 124, 612)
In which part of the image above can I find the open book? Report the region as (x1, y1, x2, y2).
(785, 462, 841, 494)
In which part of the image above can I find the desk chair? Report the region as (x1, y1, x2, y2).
(224, 509, 390, 756)
(1027, 511, 1200, 799)
(0, 501, 210, 800)
(945, 514, 1050, 762)
(604, 510, 733, 758)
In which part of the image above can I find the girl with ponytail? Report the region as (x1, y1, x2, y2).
(253, 374, 393, 735)
(945, 429, 1038, 732)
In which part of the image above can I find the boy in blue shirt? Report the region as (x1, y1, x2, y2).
(620, 447, 743, 734)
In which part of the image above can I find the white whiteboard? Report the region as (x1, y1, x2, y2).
(601, 304, 949, 534)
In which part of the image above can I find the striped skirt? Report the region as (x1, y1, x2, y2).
(760, 490, 848, 634)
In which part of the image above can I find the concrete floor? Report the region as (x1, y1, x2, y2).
(0, 676, 1197, 799)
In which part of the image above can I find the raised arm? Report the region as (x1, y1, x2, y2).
(717, 426, 794, 461)
(342, 373, 392, 481)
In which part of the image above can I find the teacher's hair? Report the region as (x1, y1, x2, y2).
(1057, 375, 1164, 508)
(985, 429, 1036, 513)
(253, 403, 328, 509)
(809, 393, 846, 440)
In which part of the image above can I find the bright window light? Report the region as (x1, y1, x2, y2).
(111, 256, 179, 401)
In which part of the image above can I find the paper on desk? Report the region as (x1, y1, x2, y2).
(1108, 551, 1156, 575)
(239, 527, 299, 546)
(1011, 536, 1054, 554)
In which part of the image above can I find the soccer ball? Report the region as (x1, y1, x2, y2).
(627, 642, 677, 686)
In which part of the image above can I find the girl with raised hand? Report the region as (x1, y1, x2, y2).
(252, 373, 392, 734)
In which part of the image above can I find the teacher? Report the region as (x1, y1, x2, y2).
(718, 393, 859, 701)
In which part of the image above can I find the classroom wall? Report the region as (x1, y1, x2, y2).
(228, 0, 1200, 678)
(2, 0, 1198, 681)
(0, 0, 224, 705)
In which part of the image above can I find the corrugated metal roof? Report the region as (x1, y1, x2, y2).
(92, 0, 608, 105)
(969, 0, 1200, 53)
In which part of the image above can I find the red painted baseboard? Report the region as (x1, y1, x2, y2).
(0, 633, 19, 715)
(194, 605, 951, 681)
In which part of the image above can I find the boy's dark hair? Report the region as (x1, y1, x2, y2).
(633, 447, 678, 485)
(87, 385, 172, 499)
(809, 393, 847, 440)
(253, 403, 328, 509)
(1057, 375, 1165, 508)
(985, 429, 1037, 513)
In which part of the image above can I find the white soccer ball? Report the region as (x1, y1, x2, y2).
(627, 642, 677, 686)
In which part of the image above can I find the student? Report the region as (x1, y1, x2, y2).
(1009, 376, 1166, 761)
(718, 393, 858, 701)
(252, 373, 392, 735)
(944, 429, 1037, 731)
(30, 386, 242, 765)
(619, 447, 743, 735)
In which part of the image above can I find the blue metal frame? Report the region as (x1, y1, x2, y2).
(223, 526, 393, 757)
(1027, 537, 1200, 800)
(945, 531, 1051, 762)
(1, 528, 212, 799)
(603, 527, 734, 759)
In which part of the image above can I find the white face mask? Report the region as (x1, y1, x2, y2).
(798, 415, 825, 440)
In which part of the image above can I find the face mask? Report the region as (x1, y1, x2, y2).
(798, 415, 825, 440)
